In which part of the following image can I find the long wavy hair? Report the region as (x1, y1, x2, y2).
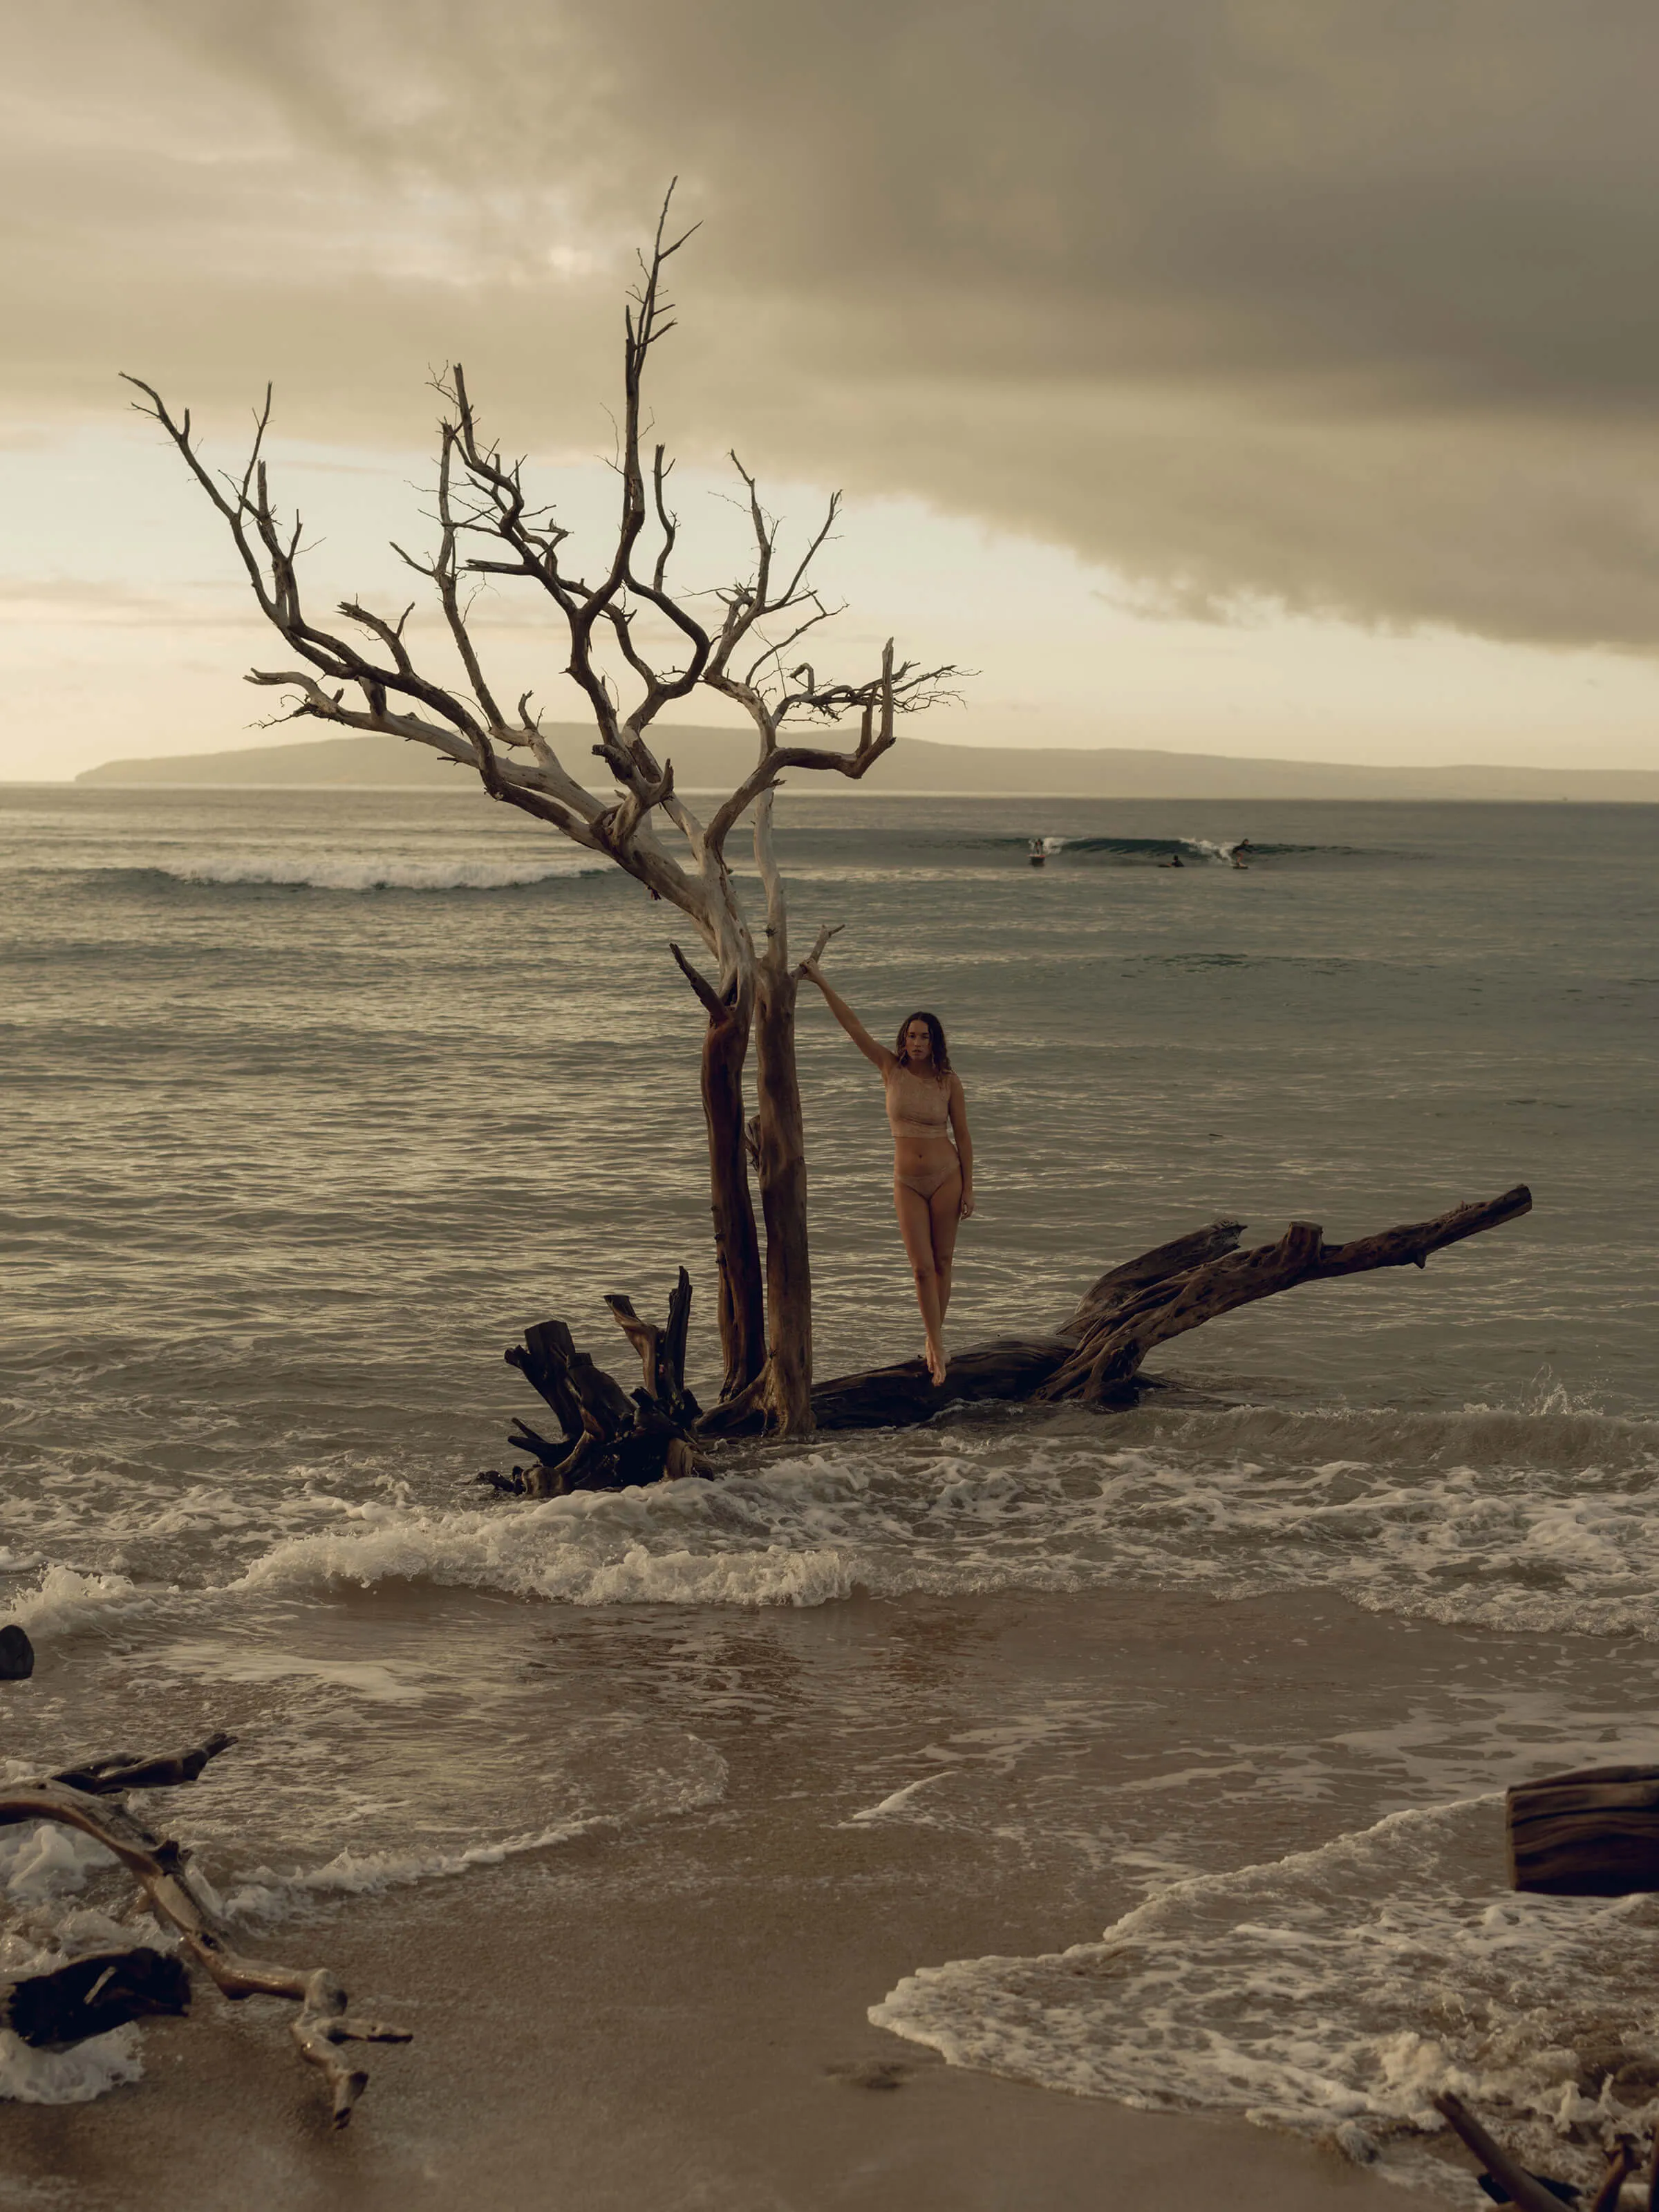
(894, 1009, 951, 1078)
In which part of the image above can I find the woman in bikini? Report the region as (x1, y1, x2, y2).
(800, 963, 973, 1387)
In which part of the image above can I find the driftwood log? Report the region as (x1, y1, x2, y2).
(1508, 1765, 1659, 1898)
(1433, 2092, 1634, 2212)
(1430, 1769, 1659, 2211)
(479, 1187, 1532, 1483)
(2, 1947, 191, 2049)
(0, 1734, 410, 2124)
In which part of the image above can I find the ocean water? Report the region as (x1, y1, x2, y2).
(3, 782, 1656, 2189)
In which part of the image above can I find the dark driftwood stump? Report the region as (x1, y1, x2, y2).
(482, 1271, 713, 1497)
(1, 1947, 190, 2048)
(1508, 1765, 1659, 1897)
(483, 1187, 1531, 1479)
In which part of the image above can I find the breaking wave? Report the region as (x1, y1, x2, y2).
(1, 1565, 152, 1641)
(111, 852, 606, 892)
(203, 1398, 1659, 1638)
(872, 1794, 1659, 2198)
(991, 833, 1348, 864)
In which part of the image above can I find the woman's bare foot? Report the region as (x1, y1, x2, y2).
(926, 1337, 948, 1387)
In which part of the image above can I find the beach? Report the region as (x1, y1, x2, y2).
(4, 784, 1656, 2204)
(19, 1580, 1652, 2211)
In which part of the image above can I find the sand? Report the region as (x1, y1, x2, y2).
(17, 1582, 1635, 2208)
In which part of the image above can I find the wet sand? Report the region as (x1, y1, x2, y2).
(1, 1787, 1397, 2211)
(10, 1584, 1658, 2208)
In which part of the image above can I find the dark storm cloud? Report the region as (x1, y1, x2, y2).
(16, 0, 1659, 647)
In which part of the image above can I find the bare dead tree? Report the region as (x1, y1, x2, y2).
(122, 189, 956, 1434)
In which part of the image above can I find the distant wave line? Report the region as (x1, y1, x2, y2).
(988, 833, 1349, 861)
(91, 856, 610, 893)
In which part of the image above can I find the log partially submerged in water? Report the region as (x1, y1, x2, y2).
(794, 1185, 1531, 1430)
(484, 1186, 1531, 1476)
(1507, 1764, 1659, 1897)
(0, 1734, 411, 2124)
(1040, 1183, 1534, 1408)
(1432, 1764, 1659, 2212)
(792, 1216, 1253, 1433)
(1432, 2091, 1602, 2212)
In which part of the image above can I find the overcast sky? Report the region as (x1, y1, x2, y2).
(6, 0, 1659, 777)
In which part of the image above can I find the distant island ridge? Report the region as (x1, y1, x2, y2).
(74, 728, 1659, 801)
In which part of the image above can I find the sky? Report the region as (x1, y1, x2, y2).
(5, 0, 1659, 779)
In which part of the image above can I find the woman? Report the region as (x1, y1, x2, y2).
(801, 963, 973, 1387)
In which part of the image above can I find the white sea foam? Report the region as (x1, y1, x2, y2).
(0, 2018, 143, 2106)
(872, 1794, 1659, 2197)
(228, 1484, 866, 1609)
(143, 852, 603, 892)
(3, 1564, 149, 1640)
(847, 1772, 953, 1824)
(0, 1840, 147, 2106)
(212, 1403, 1659, 1638)
(0, 1820, 118, 1909)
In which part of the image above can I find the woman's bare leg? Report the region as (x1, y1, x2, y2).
(894, 1181, 948, 1384)
(929, 1170, 964, 1320)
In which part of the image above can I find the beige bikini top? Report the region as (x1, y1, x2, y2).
(885, 1062, 950, 1140)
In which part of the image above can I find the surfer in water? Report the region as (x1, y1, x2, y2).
(801, 964, 973, 1387)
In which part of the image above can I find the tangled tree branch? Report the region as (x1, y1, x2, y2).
(0, 1735, 410, 2125)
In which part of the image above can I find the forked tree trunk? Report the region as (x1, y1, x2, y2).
(706, 1003, 767, 1399)
(132, 218, 954, 1446)
(753, 960, 814, 1432)
(671, 943, 767, 1400)
(671, 936, 814, 1430)
(704, 993, 767, 1398)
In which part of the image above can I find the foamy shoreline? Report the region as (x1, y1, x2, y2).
(8, 1582, 1659, 2204)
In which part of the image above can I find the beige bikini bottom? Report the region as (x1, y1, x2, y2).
(895, 1156, 960, 1201)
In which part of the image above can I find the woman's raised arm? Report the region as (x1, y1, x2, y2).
(800, 962, 892, 1070)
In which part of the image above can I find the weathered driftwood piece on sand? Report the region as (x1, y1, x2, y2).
(0, 1734, 411, 2124)
(481, 1188, 1530, 1474)
(1508, 1765, 1659, 1897)
(1432, 2092, 1602, 2212)
(2, 1947, 191, 2048)
(480, 1270, 713, 1497)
